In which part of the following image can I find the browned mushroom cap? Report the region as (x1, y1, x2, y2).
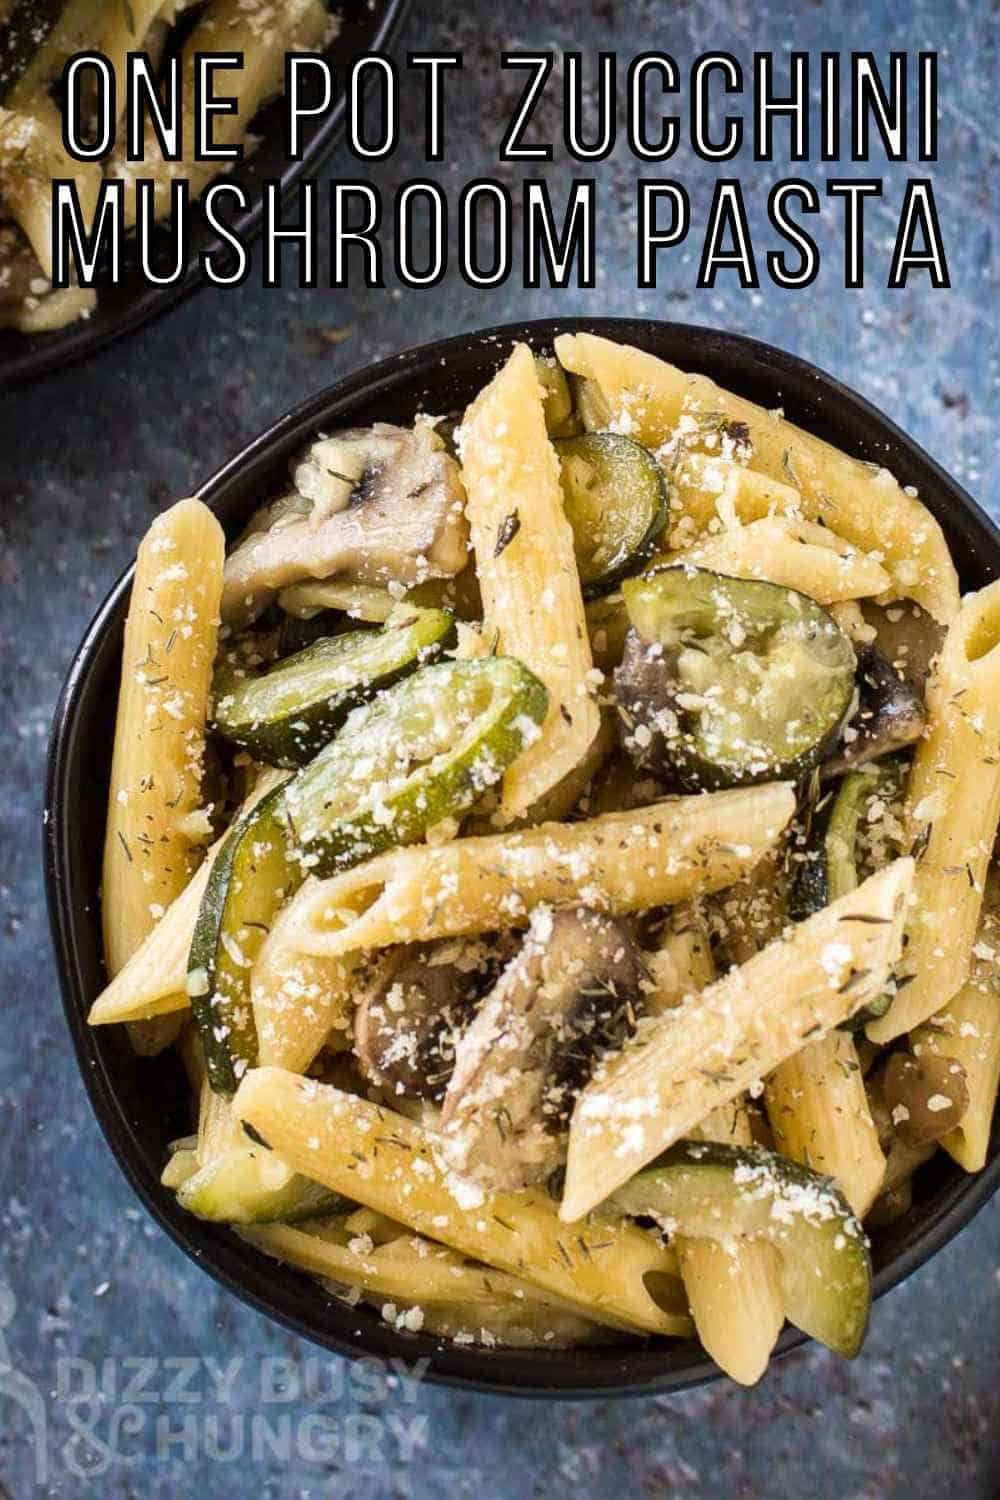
(882, 1050, 969, 1148)
(860, 601, 944, 695)
(221, 423, 469, 626)
(823, 645, 926, 778)
(438, 907, 644, 1192)
(612, 627, 681, 779)
(353, 934, 519, 1101)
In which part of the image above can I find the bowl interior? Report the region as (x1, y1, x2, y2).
(0, 0, 407, 390)
(46, 318, 1000, 1396)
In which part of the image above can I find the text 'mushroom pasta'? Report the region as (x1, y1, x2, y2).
(89, 336, 1000, 1384)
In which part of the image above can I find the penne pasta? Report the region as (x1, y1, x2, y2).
(560, 858, 914, 1221)
(459, 342, 600, 818)
(232, 1067, 693, 1338)
(102, 498, 224, 977)
(101, 498, 224, 1053)
(648, 907, 785, 1386)
(677, 515, 892, 605)
(765, 1032, 886, 1216)
(868, 581, 1000, 1042)
(241, 1219, 617, 1346)
(251, 902, 361, 1073)
(910, 897, 1000, 1172)
(272, 784, 796, 960)
(89, 769, 287, 1029)
(554, 332, 959, 624)
(665, 452, 801, 551)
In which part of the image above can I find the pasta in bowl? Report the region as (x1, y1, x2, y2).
(47, 320, 1000, 1394)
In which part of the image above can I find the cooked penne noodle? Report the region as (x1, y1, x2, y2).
(910, 899, 1000, 1172)
(102, 498, 224, 977)
(561, 858, 914, 1221)
(554, 332, 959, 624)
(89, 769, 287, 1029)
(459, 343, 601, 818)
(94, 0, 170, 116)
(765, 1032, 886, 1216)
(232, 1068, 693, 1338)
(665, 452, 801, 550)
(241, 1220, 616, 1346)
(101, 498, 223, 1053)
(678, 516, 892, 605)
(274, 784, 796, 960)
(649, 907, 785, 1386)
(252, 904, 361, 1073)
(869, 581, 1000, 1042)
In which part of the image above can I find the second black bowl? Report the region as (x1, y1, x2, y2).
(0, 0, 408, 390)
(45, 318, 1000, 1396)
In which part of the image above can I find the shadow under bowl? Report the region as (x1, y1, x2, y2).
(45, 317, 1000, 1397)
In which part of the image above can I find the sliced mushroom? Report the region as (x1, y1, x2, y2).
(881, 1050, 969, 1149)
(439, 907, 643, 1191)
(222, 422, 469, 626)
(354, 934, 519, 1101)
(612, 628, 682, 780)
(823, 645, 926, 778)
(860, 600, 944, 695)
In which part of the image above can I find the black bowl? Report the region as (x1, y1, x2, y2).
(45, 318, 1000, 1397)
(0, 0, 407, 391)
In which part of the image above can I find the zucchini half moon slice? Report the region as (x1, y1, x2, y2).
(617, 566, 856, 789)
(554, 433, 667, 598)
(187, 782, 298, 1096)
(791, 761, 905, 1028)
(607, 1140, 872, 1358)
(212, 606, 455, 767)
(175, 1140, 351, 1226)
(283, 655, 549, 876)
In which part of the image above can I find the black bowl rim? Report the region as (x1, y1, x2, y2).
(0, 0, 409, 392)
(45, 316, 1000, 1398)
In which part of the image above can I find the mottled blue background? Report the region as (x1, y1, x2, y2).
(1, 0, 998, 1494)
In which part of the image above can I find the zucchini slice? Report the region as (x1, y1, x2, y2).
(213, 606, 455, 767)
(608, 1141, 872, 1358)
(555, 434, 667, 598)
(283, 656, 548, 875)
(176, 1142, 350, 1226)
(187, 783, 299, 1096)
(617, 566, 856, 789)
(792, 762, 904, 1027)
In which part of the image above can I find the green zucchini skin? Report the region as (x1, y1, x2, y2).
(616, 566, 856, 791)
(176, 1143, 351, 1226)
(554, 433, 667, 599)
(791, 763, 902, 1028)
(608, 1140, 872, 1359)
(283, 656, 549, 877)
(212, 607, 455, 768)
(187, 783, 298, 1096)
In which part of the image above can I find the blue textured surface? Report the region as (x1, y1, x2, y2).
(1, 0, 999, 1494)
